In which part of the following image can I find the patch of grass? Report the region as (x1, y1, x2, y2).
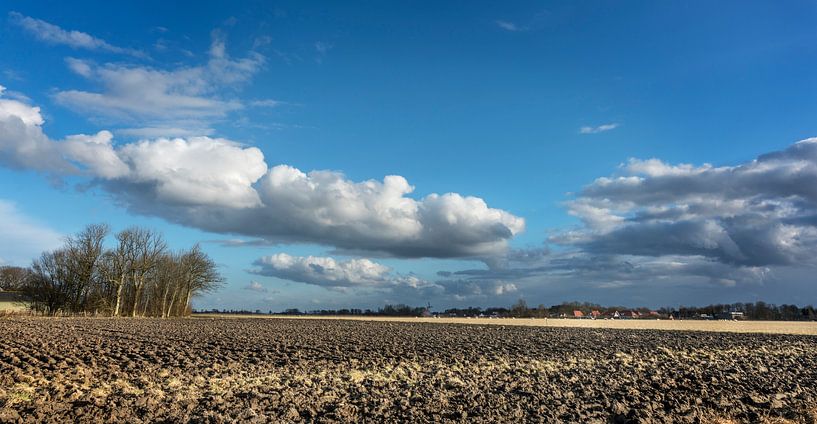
(2, 383, 35, 406)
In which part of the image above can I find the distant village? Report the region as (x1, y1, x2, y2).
(197, 300, 817, 321)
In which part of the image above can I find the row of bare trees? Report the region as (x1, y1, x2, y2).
(13, 224, 223, 317)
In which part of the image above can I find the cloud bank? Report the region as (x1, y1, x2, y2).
(558, 142, 817, 267)
(437, 140, 817, 298)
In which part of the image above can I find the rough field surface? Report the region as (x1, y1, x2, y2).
(1, 318, 816, 423)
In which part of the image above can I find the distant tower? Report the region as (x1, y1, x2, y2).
(422, 301, 433, 317)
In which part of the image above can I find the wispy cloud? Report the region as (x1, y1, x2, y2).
(243, 281, 268, 293)
(496, 20, 525, 32)
(250, 99, 283, 108)
(116, 127, 216, 138)
(253, 35, 272, 49)
(0, 199, 63, 266)
(495, 11, 553, 33)
(53, 31, 265, 134)
(579, 123, 619, 134)
(314, 41, 333, 63)
(9, 12, 147, 59)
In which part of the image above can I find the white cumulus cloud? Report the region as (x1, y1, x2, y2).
(0, 87, 524, 259)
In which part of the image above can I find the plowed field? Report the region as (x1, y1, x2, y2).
(1, 317, 816, 423)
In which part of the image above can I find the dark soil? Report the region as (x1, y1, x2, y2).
(1, 317, 816, 423)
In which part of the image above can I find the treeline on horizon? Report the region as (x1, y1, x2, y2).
(198, 299, 817, 321)
(0, 224, 223, 317)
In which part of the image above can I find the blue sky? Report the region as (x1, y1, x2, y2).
(2, 1, 817, 310)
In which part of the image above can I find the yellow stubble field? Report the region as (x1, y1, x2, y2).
(193, 314, 817, 335)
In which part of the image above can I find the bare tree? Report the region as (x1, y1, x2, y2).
(128, 227, 167, 317)
(22, 223, 221, 318)
(511, 298, 529, 317)
(154, 252, 182, 318)
(64, 224, 109, 313)
(26, 250, 72, 315)
(177, 244, 223, 316)
(99, 229, 138, 317)
(0, 266, 30, 291)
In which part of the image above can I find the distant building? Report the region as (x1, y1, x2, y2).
(591, 310, 601, 318)
(716, 311, 745, 320)
(573, 310, 584, 318)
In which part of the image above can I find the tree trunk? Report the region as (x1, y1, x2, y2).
(113, 277, 124, 317)
(184, 290, 192, 316)
(132, 283, 142, 318)
(166, 294, 175, 318)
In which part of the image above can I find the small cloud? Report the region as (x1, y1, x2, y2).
(715, 278, 737, 287)
(493, 282, 517, 295)
(314, 41, 333, 63)
(250, 99, 283, 108)
(253, 36, 272, 49)
(117, 127, 215, 138)
(207, 238, 276, 248)
(243, 281, 268, 293)
(314, 41, 332, 54)
(3, 68, 24, 82)
(153, 39, 168, 52)
(579, 123, 620, 134)
(496, 20, 525, 32)
(65, 57, 93, 77)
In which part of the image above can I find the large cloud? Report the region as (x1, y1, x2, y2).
(0, 87, 523, 259)
(0, 86, 60, 171)
(436, 141, 817, 299)
(113, 137, 267, 208)
(555, 139, 817, 267)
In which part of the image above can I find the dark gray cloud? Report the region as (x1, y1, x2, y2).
(557, 139, 817, 268)
(436, 140, 817, 302)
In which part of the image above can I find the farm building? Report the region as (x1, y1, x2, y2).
(716, 311, 745, 320)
